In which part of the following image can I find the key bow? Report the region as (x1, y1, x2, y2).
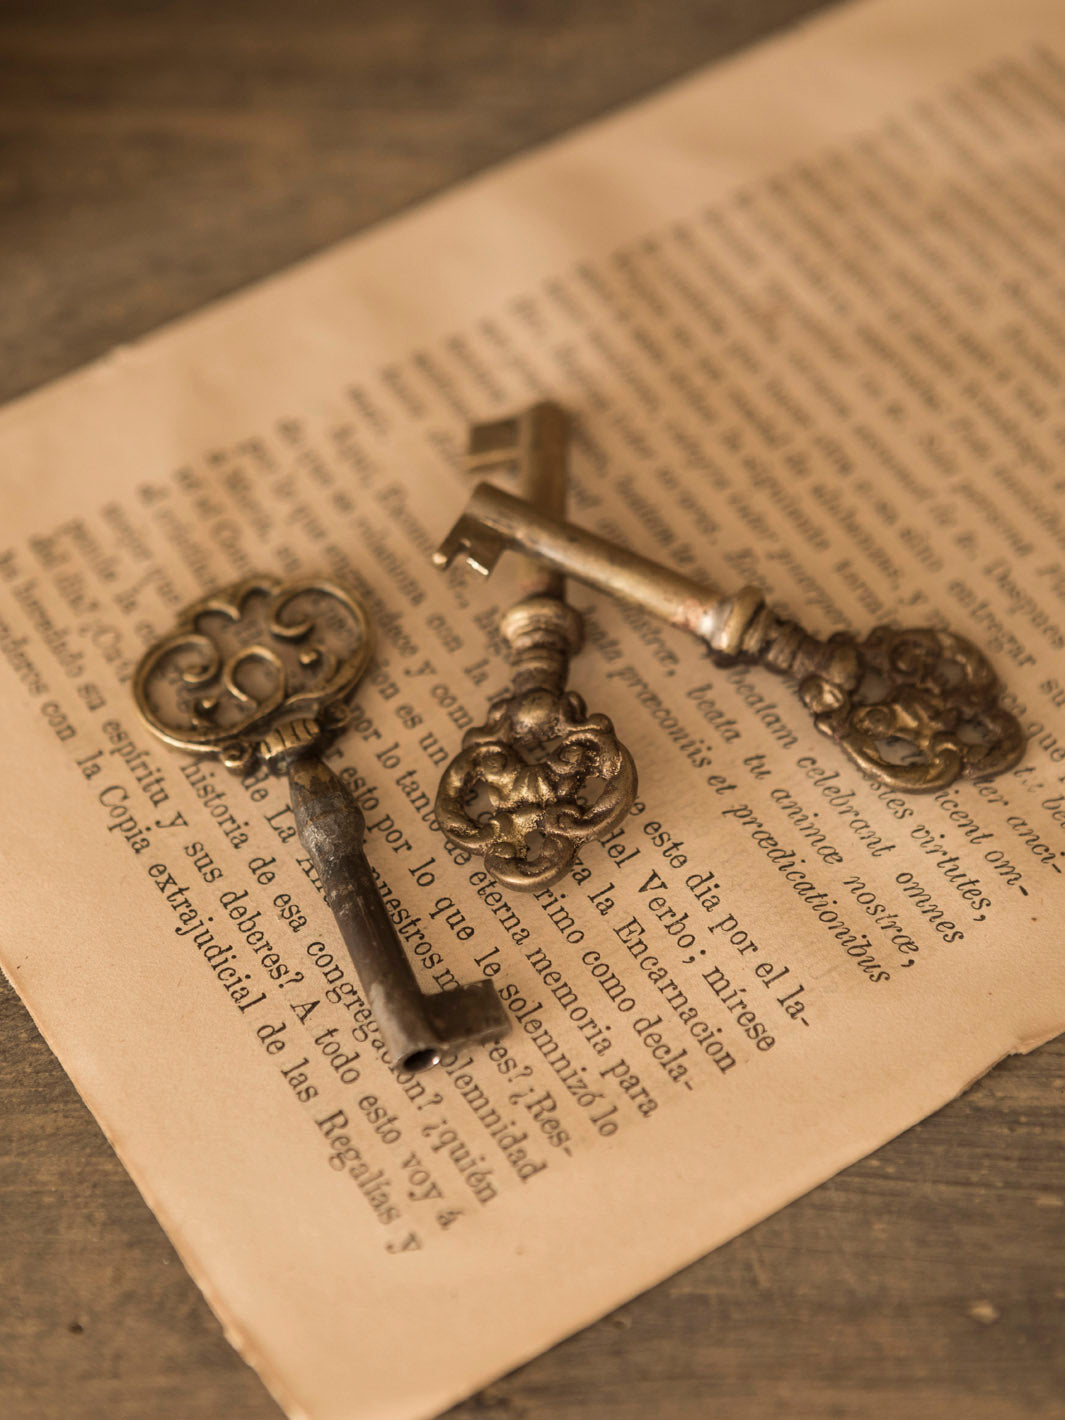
(437, 595, 637, 890)
(796, 624, 1025, 791)
(132, 573, 371, 773)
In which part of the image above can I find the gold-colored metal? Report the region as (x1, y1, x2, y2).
(435, 404, 637, 890)
(135, 575, 508, 1071)
(133, 574, 374, 771)
(434, 486, 1026, 792)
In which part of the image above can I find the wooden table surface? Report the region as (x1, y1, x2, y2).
(2, 3, 1063, 1418)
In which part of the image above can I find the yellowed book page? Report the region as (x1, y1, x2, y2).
(3, 1, 1065, 1417)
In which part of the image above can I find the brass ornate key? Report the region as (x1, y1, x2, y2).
(434, 485, 1025, 791)
(134, 575, 508, 1071)
(435, 403, 637, 890)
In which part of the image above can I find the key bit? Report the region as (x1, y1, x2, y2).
(435, 484, 1026, 793)
(435, 513, 507, 579)
(134, 574, 508, 1071)
(434, 403, 637, 891)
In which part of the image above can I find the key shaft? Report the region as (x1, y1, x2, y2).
(435, 481, 748, 652)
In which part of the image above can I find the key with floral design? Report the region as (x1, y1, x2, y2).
(434, 402, 637, 891)
(134, 575, 508, 1071)
(434, 483, 1025, 792)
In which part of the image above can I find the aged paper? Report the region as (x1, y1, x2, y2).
(3, 0, 1065, 1416)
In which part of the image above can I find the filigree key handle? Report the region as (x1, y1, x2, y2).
(134, 574, 508, 1071)
(435, 403, 636, 891)
(434, 486, 1025, 792)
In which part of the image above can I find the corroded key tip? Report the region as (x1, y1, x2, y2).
(133, 574, 509, 1071)
(434, 404, 637, 891)
(287, 755, 507, 1073)
(434, 484, 1026, 794)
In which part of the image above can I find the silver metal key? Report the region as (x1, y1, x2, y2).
(434, 484, 1025, 792)
(434, 402, 636, 890)
(134, 574, 509, 1071)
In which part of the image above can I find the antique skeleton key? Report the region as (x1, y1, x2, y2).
(134, 575, 508, 1071)
(434, 485, 1025, 792)
(434, 403, 637, 890)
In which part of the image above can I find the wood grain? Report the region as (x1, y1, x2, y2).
(2, 4, 1063, 1418)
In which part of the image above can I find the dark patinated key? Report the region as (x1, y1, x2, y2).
(134, 574, 508, 1071)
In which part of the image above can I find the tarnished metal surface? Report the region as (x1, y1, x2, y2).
(133, 574, 374, 769)
(134, 575, 508, 1070)
(435, 485, 1025, 792)
(288, 756, 506, 1070)
(434, 404, 636, 890)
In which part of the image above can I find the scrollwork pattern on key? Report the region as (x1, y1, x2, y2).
(133, 574, 373, 772)
(435, 596, 637, 890)
(436, 687, 636, 891)
(795, 625, 1025, 791)
(710, 590, 1026, 791)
